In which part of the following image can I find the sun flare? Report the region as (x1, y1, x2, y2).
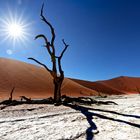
(0, 10, 31, 46)
(8, 23, 23, 38)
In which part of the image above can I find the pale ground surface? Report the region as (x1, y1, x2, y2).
(0, 94, 140, 140)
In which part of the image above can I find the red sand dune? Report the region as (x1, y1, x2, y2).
(0, 58, 139, 100)
(71, 76, 140, 95)
(71, 79, 125, 95)
(98, 76, 140, 94)
(0, 58, 97, 100)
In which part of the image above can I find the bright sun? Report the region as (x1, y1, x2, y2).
(0, 10, 31, 46)
(8, 23, 23, 38)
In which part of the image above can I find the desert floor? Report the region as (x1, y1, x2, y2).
(0, 94, 140, 140)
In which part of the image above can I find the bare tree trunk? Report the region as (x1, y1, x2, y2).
(54, 81, 61, 103)
(53, 76, 64, 103)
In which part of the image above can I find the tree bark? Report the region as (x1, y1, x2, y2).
(53, 76, 64, 103)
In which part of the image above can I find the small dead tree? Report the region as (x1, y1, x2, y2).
(9, 87, 15, 101)
(28, 3, 68, 104)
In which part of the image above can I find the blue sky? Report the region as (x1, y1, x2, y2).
(0, 0, 140, 81)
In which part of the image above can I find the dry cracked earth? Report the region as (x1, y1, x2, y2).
(0, 94, 140, 140)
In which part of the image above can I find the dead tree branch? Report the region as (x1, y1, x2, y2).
(20, 96, 31, 102)
(60, 39, 69, 59)
(35, 34, 52, 56)
(28, 57, 52, 73)
(9, 87, 15, 101)
(56, 39, 68, 75)
(61, 95, 118, 105)
(41, 3, 55, 49)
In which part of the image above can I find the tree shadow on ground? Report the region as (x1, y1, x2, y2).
(1, 94, 140, 140)
(88, 107, 140, 119)
(64, 103, 140, 140)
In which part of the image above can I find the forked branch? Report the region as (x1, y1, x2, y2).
(60, 39, 69, 59)
(56, 39, 68, 59)
(57, 39, 68, 75)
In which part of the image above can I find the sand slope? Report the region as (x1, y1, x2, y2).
(0, 58, 96, 100)
(71, 78, 125, 95)
(0, 58, 140, 100)
(98, 76, 140, 93)
(71, 76, 140, 95)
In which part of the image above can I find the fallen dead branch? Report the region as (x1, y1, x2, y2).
(61, 95, 118, 105)
(0, 94, 117, 110)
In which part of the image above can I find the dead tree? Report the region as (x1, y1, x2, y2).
(28, 3, 68, 104)
(9, 87, 15, 101)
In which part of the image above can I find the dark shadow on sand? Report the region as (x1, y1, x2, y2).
(64, 104, 98, 140)
(64, 104, 140, 140)
(87, 107, 140, 119)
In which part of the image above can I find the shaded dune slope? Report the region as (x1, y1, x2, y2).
(71, 76, 140, 95)
(71, 79, 125, 95)
(98, 76, 140, 93)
